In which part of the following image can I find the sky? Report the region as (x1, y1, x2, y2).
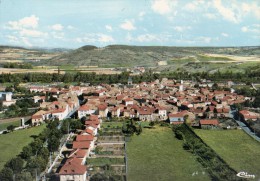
(0, 0, 259, 48)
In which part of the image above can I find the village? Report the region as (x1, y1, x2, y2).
(0, 77, 260, 181)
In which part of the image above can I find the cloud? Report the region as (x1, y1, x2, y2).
(98, 34, 114, 43)
(204, 13, 217, 19)
(212, 0, 260, 24)
(6, 35, 19, 43)
(126, 33, 172, 43)
(120, 20, 136, 31)
(105, 25, 113, 32)
(75, 34, 114, 43)
(138, 11, 146, 20)
(241, 24, 260, 34)
(139, 11, 146, 17)
(136, 34, 159, 42)
(6, 15, 39, 30)
(184, 0, 205, 12)
(213, 0, 239, 23)
(51, 32, 65, 39)
(20, 29, 48, 38)
(221, 33, 229, 37)
(67, 25, 75, 30)
(51, 24, 63, 31)
(151, 0, 177, 15)
(173, 26, 191, 32)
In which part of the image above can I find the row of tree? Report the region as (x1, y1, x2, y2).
(173, 124, 242, 181)
(2, 62, 33, 69)
(0, 68, 259, 85)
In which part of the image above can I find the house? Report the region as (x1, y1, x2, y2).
(111, 106, 120, 117)
(29, 86, 45, 93)
(75, 135, 95, 150)
(138, 108, 153, 121)
(68, 149, 88, 164)
(81, 128, 94, 136)
(157, 107, 167, 120)
(98, 104, 108, 118)
(123, 98, 134, 106)
(199, 119, 219, 129)
(59, 158, 87, 181)
(31, 114, 43, 125)
(72, 141, 91, 150)
(239, 110, 259, 122)
(168, 110, 189, 124)
(78, 105, 96, 119)
(0, 92, 16, 106)
(52, 108, 67, 120)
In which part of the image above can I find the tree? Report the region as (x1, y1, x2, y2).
(16, 172, 33, 181)
(48, 136, 60, 153)
(5, 157, 24, 174)
(21, 145, 33, 159)
(0, 167, 13, 181)
(7, 125, 16, 132)
(149, 121, 155, 127)
(38, 147, 49, 160)
(30, 138, 43, 155)
(26, 156, 47, 175)
(212, 83, 219, 90)
(90, 173, 109, 181)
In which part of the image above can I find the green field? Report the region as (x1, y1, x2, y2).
(0, 120, 20, 131)
(127, 126, 210, 181)
(194, 129, 260, 176)
(0, 125, 46, 170)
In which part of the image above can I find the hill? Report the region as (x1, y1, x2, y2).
(41, 45, 260, 68)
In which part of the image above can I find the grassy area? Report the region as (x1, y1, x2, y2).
(102, 122, 123, 129)
(0, 120, 20, 131)
(194, 129, 260, 176)
(86, 157, 125, 166)
(197, 55, 233, 62)
(127, 126, 210, 181)
(0, 125, 46, 170)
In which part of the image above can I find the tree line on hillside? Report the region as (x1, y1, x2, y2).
(2, 62, 33, 69)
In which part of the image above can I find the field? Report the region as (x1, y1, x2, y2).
(194, 129, 260, 176)
(101, 122, 123, 129)
(127, 126, 210, 181)
(0, 120, 20, 131)
(0, 125, 46, 170)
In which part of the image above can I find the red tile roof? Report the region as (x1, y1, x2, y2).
(59, 158, 87, 175)
(76, 135, 94, 142)
(78, 105, 90, 111)
(168, 110, 189, 118)
(69, 149, 87, 158)
(32, 114, 42, 119)
(200, 119, 219, 125)
(72, 141, 91, 149)
(98, 104, 107, 110)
